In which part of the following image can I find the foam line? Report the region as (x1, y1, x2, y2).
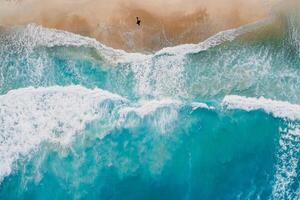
(119, 99, 181, 117)
(222, 95, 300, 120)
(3, 17, 273, 65)
(191, 102, 214, 111)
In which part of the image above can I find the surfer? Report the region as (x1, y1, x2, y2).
(136, 17, 141, 26)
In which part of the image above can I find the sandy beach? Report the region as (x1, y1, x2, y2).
(0, 0, 272, 51)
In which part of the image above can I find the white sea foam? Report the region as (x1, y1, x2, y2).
(222, 95, 300, 120)
(0, 85, 126, 183)
(119, 99, 181, 118)
(6, 24, 147, 64)
(129, 54, 187, 97)
(118, 99, 181, 133)
(191, 102, 214, 111)
(4, 16, 273, 65)
(272, 123, 300, 199)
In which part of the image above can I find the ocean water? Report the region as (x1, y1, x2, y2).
(0, 11, 300, 200)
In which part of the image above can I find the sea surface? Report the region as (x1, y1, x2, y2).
(0, 9, 300, 200)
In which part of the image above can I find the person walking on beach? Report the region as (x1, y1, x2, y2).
(136, 17, 141, 26)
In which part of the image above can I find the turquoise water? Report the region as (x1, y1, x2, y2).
(0, 13, 300, 200)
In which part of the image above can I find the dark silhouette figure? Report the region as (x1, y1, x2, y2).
(136, 17, 141, 26)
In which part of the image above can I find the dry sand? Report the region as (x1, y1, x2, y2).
(0, 0, 280, 51)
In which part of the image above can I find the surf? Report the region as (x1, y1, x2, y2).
(1, 2, 300, 199)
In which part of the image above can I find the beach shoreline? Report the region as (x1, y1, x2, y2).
(0, 0, 270, 52)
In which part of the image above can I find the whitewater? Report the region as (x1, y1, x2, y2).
(1, 6, 300, 200)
